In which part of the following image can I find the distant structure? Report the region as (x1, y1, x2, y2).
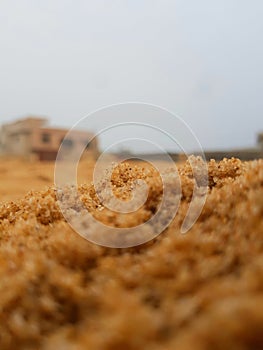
(117, 132, 263, 162)
(0, 117, 98, 161)
(257, 132, 263, 150)
(200, 132, 263, 161)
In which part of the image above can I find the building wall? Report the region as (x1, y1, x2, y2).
(31, 127, 98, 161)
(32, 127, 68, 151)
(0, 123, 33, 157)
(7, 132, 31, 156)
(0, 117, 98, 161)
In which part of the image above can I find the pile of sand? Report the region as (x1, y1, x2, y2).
(0, 158, 262, 349)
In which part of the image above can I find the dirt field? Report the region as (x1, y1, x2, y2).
(0, 156, 262, 349)
(0, 157, 96, 203)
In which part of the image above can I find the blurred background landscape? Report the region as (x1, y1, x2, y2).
(0, 0, 263, 201)
(1, 0, 263, 152)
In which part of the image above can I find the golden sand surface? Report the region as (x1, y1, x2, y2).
(0, 157, 262, 349)
(0, 157, 96, 203)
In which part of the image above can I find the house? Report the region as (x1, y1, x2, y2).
(0, 117, 98, 161)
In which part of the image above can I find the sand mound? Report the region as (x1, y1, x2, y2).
(0, 158, 262, 349)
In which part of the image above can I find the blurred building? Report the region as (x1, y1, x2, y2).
(0, 117, 98, 161)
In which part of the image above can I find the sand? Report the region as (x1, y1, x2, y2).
(0, 157, 262, 349)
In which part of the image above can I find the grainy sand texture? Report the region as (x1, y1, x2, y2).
(0, 157, 262, 349)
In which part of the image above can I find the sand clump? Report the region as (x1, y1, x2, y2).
(0, 157, 262, 349)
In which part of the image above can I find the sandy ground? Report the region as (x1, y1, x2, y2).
(0, 156, 262, 350)
(0, 158, 55, 202)
(0, 157, 171, 203)
(0, 157, 96, 203)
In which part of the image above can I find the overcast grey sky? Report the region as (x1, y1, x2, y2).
(0, 0, 262, 152)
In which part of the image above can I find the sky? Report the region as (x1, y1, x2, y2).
(0, 0, 263, 153)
